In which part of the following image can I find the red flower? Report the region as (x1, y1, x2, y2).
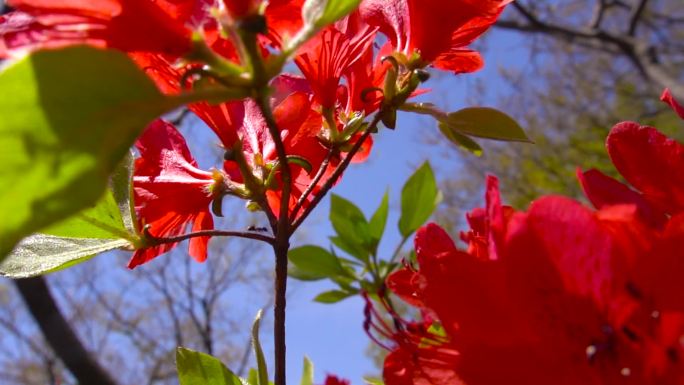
(362, 290, 462, 385)
(222, 0, 261, 20)
(383, 171, 684, 384)
(130, 119, 216, 268)
(661, 88, 684, 120)
(0, 0, 201, 58)
(295, 25, 376, 110)
(323, 374, 351, 385)
(358, 0, 510, 72)
(606, 122, 684, 216)
(579, 89, 684, 226)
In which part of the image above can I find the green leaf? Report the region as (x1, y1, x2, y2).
(0, 234, 129, 278)
(0, 46, 181, 259)
(330, 194, 372, 252)
(42, 151, 137, 240)
(368, 191, 389, 250)
(251, 310, 269, 385)
(302, 0, 362, 29)
(398, 162, 442, 237)
(313, 290, 355, 304)
(247, 369, 258, 385)
(176, 347, 245, 385)
(438, 122, 483, 156)
(445, 107, 530, 142)
(329, 236, 368, 263)
(363, 377, 385, 385)
(288, 245, 344, 280)
(300, 357, 314, 385)
(0, 153, 138, 277)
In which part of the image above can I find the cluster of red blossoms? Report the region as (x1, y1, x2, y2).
(0, 0, 510, 268)
(375, 90, 684, 384)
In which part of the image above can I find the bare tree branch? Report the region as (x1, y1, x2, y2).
(495, 1, 684, 100)
(15, 277, 119, 385)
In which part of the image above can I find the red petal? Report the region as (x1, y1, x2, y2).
(578, 168, 667, 229)
(414, 223, 457, 264)
(607, 122, 684, 215)
(188, 210, 214, 263)
(661, 88, 684, 120)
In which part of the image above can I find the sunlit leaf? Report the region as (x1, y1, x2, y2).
(438, 122, 483, 156)
(398, 162, 442, 237)
(288, 246, 344, 280)
(176, 347, 246, 385)
(330, 194, 372, 254)
(300, 357, 314, 385)
(445, 107, 530, 142)
(313, 290, 356, 304)
(0, 154, 137, 277)
(368, 191, 389, 251)
(303, 0, 362, 29)
(0, 46, 178, 259)
(0, 235, 129, 278)
(251, 310, 269, 385)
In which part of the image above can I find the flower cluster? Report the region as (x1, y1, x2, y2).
(376, 90, 684, 384)
(0, 0, 510, 267)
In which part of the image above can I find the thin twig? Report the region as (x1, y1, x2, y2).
(628, 0, 649, 36)
(290, 113, 383, 234)
(148, 229, 275, 245)
(289, 148, 335, 222)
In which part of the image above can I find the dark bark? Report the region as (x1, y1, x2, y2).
(15, 277, 119, 385)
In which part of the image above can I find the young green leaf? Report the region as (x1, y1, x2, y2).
(445, 107, 531, 142)
(300, 357, 314, 385)
(302, 0, 362, 29)
(438, 122, 484, 156)
(288, 246, 344, 280)
(330, 194, 372, 252)
(329, 236, 369, 263)
(398, 162, 442, 237)
(41, 151, 137, 240)
(368, 191, 389, 249)
(176, 347, 245, 385)
(251, 310, 269, 385)
(363, 377, 385, 385)
(313, 290, 356, 304)
(0, 46, 179, 259)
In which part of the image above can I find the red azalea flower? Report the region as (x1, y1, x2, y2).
(362, 291, 462, 385)
(606, 122, 684, 215)
(358, 0, 510, 72)
(0, 0, 202, 58)
(130, 119, 216, 269)
(263, 0, 305, 46)
(459, 175, 514, 259)
(579, 89, 684, 226)
(295, 25, 376, 110)
(323, 374, 351, 385)
(222, 0, 261, 20)
(661, 88, 684, 120)
(383, 174, 684, 384)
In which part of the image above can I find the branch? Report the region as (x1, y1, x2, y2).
(15, 277, 119, 385)
(494, 2, 684, 101)
(290, 112, 383, 234)
(147, 228, 275, 245)
(289, 148, 335, 222)
(628, 0, 649, 36)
